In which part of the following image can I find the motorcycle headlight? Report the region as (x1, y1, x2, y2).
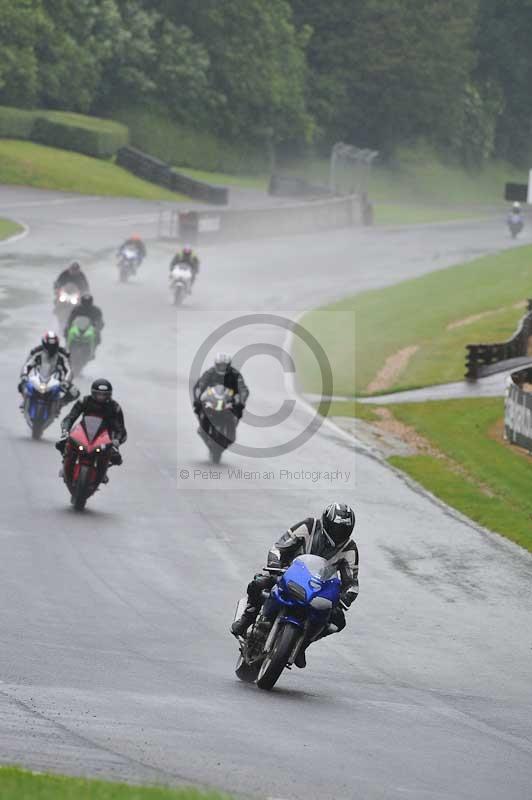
(78, 445, 84, 451)
(39, 384, 47, 392)
(285, 580, 306, 602)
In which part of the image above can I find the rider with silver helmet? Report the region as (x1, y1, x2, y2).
(231, 503, 359, 668)
(18, 331, 80, 408)
(193, 352, 249, 430)
(56, 379, 127, 470)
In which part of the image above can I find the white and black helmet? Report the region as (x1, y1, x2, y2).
(321, 503, 355, 547)
(214, 352, 231, 375)
(91, 379, 112, 404)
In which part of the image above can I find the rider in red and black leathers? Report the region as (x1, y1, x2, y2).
(231, 504, 359, 669)
(57, 379, 127, 468)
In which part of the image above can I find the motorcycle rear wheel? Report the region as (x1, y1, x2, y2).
(256, 623, 301, 691)
(72, 464, 90, 511)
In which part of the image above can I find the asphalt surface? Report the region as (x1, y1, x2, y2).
(1, 187, 531, 800)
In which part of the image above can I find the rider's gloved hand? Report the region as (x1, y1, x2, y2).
(233, 403, 244, 420)
(193, 399, 201, 415)
(55, 433, 67, 453)
(17, 378, 27, 394)
(340, 587, 357, 610)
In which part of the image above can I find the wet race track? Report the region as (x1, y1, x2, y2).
(0, 187, 531, 799)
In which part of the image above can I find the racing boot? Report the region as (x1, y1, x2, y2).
(231, 605, 258, 638)
(294, 642, 308, 669)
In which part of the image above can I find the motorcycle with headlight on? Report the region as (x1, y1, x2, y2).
(61, 415, 112, 510)
(21, 365, 63, 440)
(233, 554, 341, 691)
(198, 385, 236, 464)
(54, 282, 80, 327)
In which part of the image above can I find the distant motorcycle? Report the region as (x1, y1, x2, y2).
(54, 282, 80, 326)
(233, 555, 342, 691)
(169, 262, 193, 306)
(61, 415, 113, 511)
(198, 385, 236, 464)
(508, 213, 524, 239)
(117, 246, 140, 283)
(66, 315, 96, 376)
(21, 365, 63, 440)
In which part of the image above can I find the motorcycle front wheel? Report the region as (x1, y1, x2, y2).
(72, 464, 90, 511)
(256, 623, 302, 691)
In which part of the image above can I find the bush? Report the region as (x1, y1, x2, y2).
(32, 112, 128, 158)
(112, 105, 267, 174)
(0, 106, 37, 139)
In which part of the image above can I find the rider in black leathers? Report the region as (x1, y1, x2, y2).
(56, 379, 127, 472)
(193, 353, 249, 442)
(64, 293, 104, 348)
(231, 503, 359, 669)
(54, 262, 90, 294)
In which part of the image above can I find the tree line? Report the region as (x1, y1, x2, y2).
(0, 0, 530, 166)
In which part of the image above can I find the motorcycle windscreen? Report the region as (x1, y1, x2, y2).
(71, 315, 92, 333)
(83, 415, 104, 442)
(291, 554, 338, 580)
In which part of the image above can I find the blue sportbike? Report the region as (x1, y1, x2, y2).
(234, 554, 341, 690)
(21, 366, 63, 440)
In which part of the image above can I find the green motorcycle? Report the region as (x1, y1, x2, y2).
(66, 315, 96, 376)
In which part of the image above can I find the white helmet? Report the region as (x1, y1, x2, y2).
(214, 352, 231, 375)
(513, 202, 521, 211)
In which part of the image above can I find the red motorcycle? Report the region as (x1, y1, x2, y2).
(63, 415, 113, 510)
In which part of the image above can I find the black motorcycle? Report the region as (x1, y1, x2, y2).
(197, 385, 237, 464)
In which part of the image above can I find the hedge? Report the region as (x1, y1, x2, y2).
(0, 106, 36, 139)
(0, 106, 128, 158)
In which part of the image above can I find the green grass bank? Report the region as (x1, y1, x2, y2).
(326, 397, 532, 553)
(0, 766, 230, 800)
(0, 140, 184, 200)
(295, 246, 532, 397)
(0, 218, 24, 240)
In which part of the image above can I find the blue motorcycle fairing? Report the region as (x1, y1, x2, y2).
(266, 555, 341, 631)
(25, 383, 61, 421)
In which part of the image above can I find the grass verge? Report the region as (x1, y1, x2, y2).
(0, 218, 23, 240)
(325, 398, 532, 552)
(295, 246, 532, 396)
(0, 766, 230, 800)
(0, 140, 185, 200)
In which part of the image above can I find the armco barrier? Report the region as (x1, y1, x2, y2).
(116, 146, 228, 205)
(157, 193, 360, 242)
(465, 300, 532, 379)
(504, 366, 532, 450)
(192, 194, 359, 242)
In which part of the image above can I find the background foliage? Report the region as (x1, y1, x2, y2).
(0, 0, 530, 167)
